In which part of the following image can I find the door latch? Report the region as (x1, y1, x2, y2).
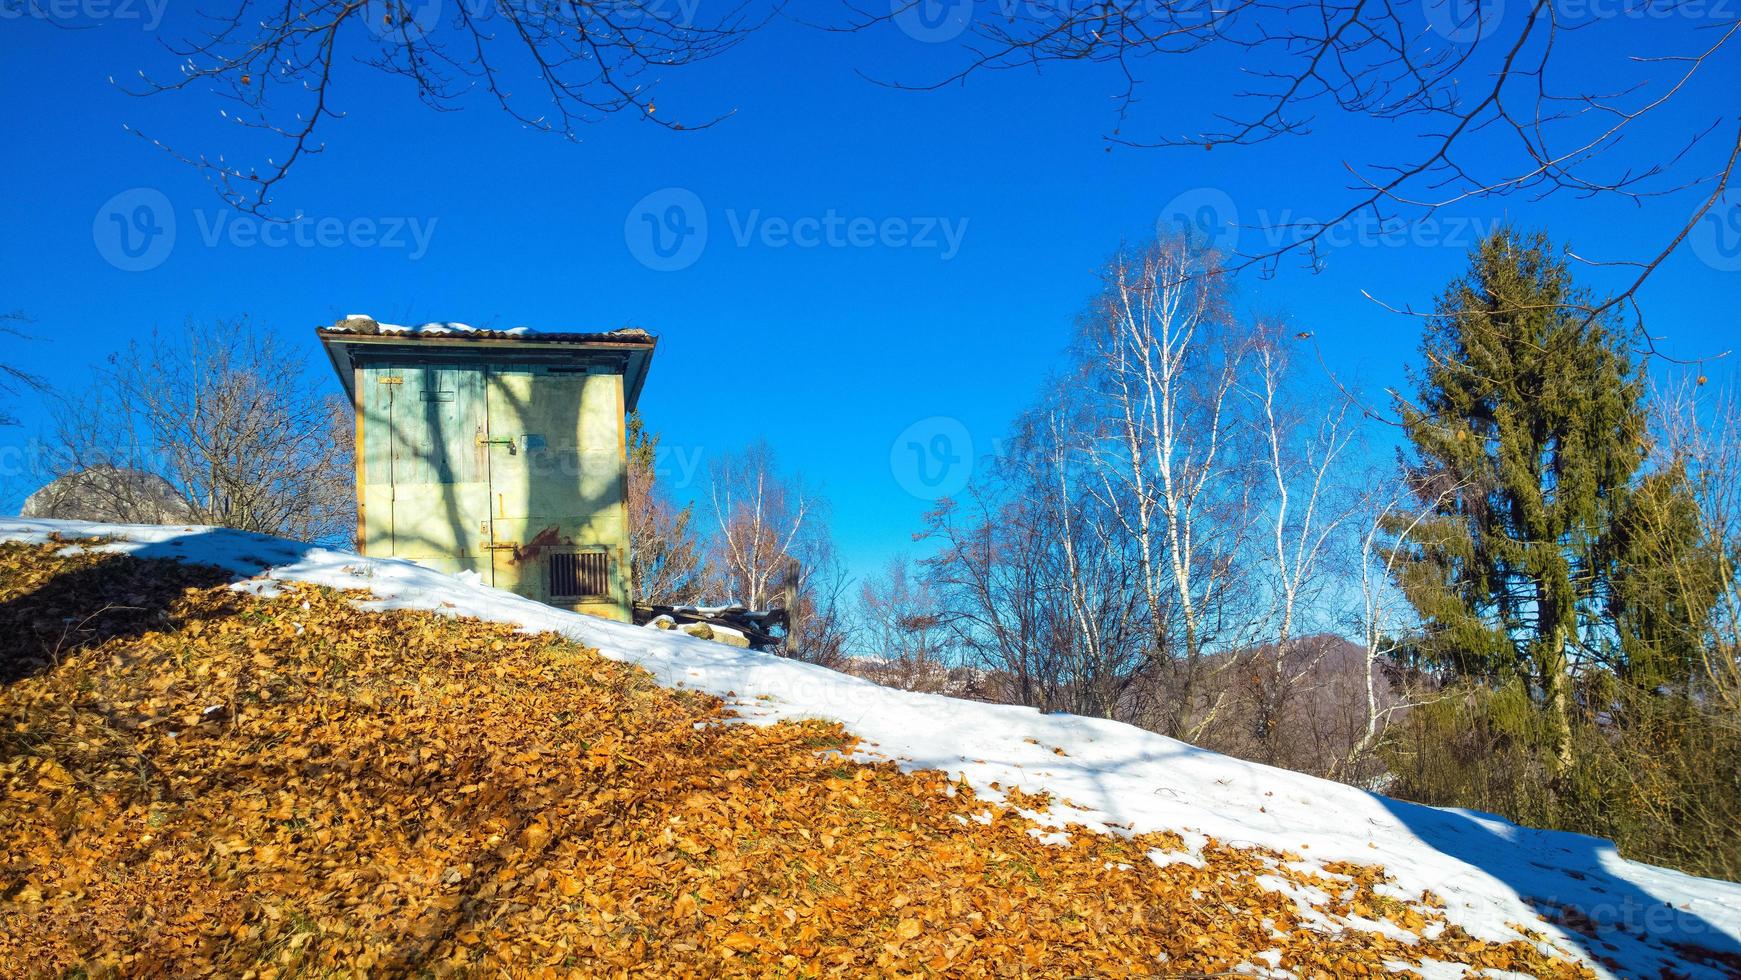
(477, 436, 517, 455)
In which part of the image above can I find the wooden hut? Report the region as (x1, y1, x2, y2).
(317, 316, 655, 622)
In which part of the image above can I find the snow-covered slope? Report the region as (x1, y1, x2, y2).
(5, 518, 1739, 979)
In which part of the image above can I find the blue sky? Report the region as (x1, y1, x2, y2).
(2, 1, 1737, 580)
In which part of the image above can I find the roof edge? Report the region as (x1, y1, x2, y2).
(315, 318, 658, 412)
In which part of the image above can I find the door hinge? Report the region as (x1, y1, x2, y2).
(485, 542, 518, 551)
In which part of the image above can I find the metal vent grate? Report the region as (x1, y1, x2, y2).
(549, 551, 609, 600)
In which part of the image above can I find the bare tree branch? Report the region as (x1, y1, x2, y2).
(128, 0, 775, 212)
(845, 0, 1739, 345)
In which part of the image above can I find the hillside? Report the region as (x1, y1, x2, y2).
(2, 520, 1739, 978)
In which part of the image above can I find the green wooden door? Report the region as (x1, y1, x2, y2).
(361, 362, 490, 578)
(483, 367, 568, 601)
(481, 366, 627, 610)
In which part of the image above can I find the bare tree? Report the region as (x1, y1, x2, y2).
(1648, 375, 1741, 718)
(852, 1, 1739, 340)
(857, 555, 953, 690)
(132, 0, 771, 211)
(706, 441, 813, 610)
(785, 534, 855, 668)
(1077, 235, 1259, 737)
(925, 236, 1388, 738)
(1240, 324, 1366, 761)
(1334, 481, 1461, 781)
(1029, 397, 1148, 719)
(46, 320, 354, 542)
(922, 388, 1154, 720)
(704, 441, 851, 664)
(627, 473, 711, 605)
(921, 472, 1076, 712)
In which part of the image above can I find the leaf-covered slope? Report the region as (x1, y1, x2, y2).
(0, 542, 1593, 977)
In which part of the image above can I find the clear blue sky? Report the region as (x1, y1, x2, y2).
(2, 3, 1736, 580)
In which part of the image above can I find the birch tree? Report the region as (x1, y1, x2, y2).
(1336, 488, 1459, 782)
(703, 442, 851, 664)
(1027, 398, 1145, 719)
(1077, 234, 1257, 738)
(1242, 326, 1363, 759)
(705, 442, 812, 610)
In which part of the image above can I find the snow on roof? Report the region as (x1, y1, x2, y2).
(340, 315, 517, 336)
(324, 315, 651, 343)
(5, 515, 1740, 980)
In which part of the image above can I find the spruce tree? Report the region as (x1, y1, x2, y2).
(1391, 229, 1646, 772)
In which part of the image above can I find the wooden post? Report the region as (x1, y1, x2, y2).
(782, 558, 802, 657)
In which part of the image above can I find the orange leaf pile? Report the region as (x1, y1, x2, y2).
(0, 541, 1594, 977)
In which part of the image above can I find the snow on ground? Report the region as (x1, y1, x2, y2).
(5, 518, 1740, 980)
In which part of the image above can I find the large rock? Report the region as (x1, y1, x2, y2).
(21, 467, 194, 524)
(676, 621, 751, 648)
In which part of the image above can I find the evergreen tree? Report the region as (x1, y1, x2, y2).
(1390, 229, 1646, 771)
(628, 411, 657, 472)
